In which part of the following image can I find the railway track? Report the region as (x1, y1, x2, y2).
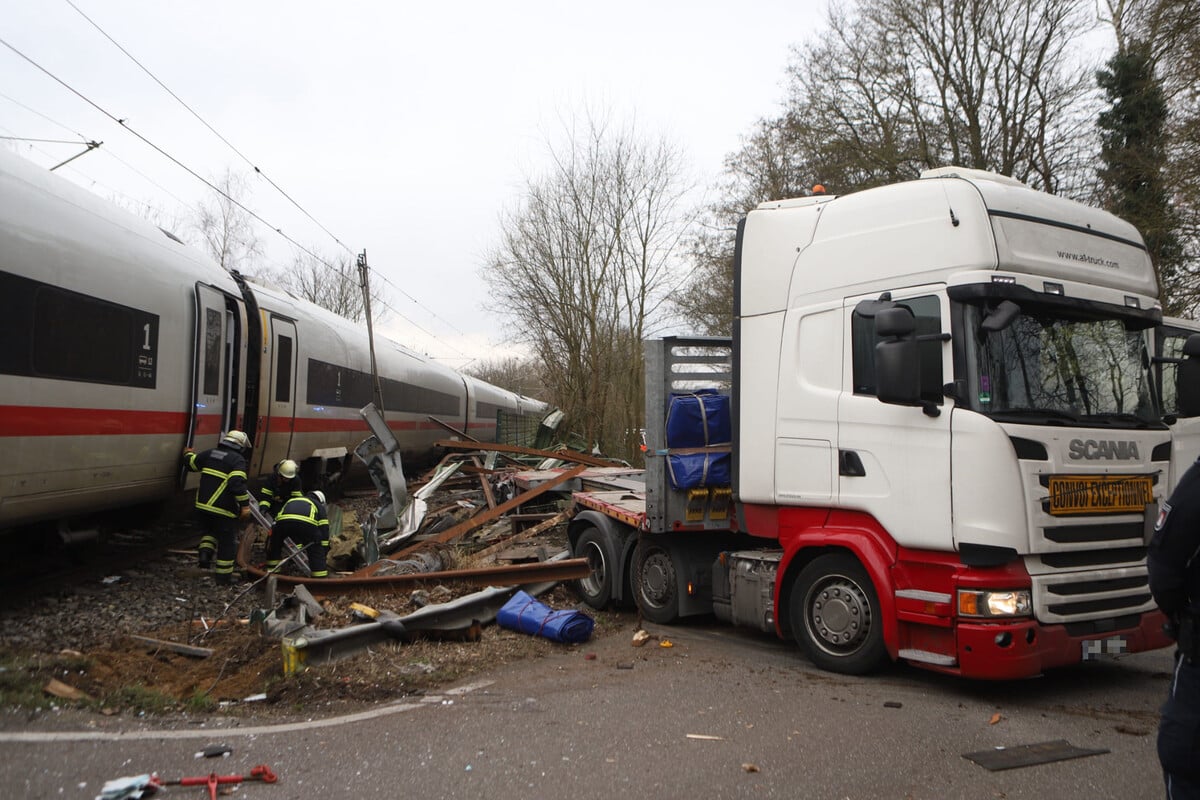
(1, 508, 201, 602)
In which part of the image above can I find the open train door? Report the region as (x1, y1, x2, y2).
(255, 314, 299, 471)
(180, 283, 239, 488)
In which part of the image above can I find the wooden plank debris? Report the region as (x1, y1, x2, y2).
(470, 512, 568, 561)
(128, 634, 214, 658)
(433, 439, 618, 468)
(44, 678, 92, 702)
(356, 463, 587, 572)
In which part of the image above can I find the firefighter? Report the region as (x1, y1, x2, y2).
(259, 459, 302, 517)
(267, 490, 330, 578)
(182, 430, 252, 585)
(1149, 456, 1200, 799)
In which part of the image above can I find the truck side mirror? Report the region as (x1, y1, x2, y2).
(875, 307, 921, 405)
(1177, 334, 1200, 417)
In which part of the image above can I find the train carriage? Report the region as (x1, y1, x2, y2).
(0, 148, 545, 532)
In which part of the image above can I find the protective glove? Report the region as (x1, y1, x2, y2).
(239, 506, 251, 521)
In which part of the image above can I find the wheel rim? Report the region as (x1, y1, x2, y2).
(803, 572, 873, 657)
(579, 539, 608, 598)
(638, 549, 675, 610)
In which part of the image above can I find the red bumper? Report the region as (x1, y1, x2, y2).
(943, 609, 1173, 679)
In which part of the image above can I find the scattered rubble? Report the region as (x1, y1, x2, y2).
(1, 430, 629, 720)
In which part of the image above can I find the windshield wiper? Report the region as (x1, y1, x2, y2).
(988, 408, 1080, 425)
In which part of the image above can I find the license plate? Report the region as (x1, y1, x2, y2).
(1047, 475, 1153, 516)
(1082, 636, 1128, 661)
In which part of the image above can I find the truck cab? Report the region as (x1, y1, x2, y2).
(571, 167, 1200, 679)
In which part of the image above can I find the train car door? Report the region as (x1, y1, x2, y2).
(257, 315, 299, 466)
(185, 284, 238, 457)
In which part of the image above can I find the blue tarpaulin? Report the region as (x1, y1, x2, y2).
(667, 451, 731, 489)
(497, 590, 595, 644)
(665, 389, 731, 448)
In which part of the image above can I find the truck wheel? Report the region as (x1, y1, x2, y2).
(790, 553, 887, 675)
(633, 543, 679, 624)
(573, 525, 615, 608)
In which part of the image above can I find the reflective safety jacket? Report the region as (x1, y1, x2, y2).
(274, 495, 330, 547)
(184, 444, 250, 519)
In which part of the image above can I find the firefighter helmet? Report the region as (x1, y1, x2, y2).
(311, 490, 326, 504)
(221, 430, 251, 450)
(278, 459, 299, 480)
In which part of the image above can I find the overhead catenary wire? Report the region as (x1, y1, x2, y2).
(61, 0, 474, 347)
(7, 31, 480, 362)
(0, 89, 199, 213)
(0, 135, 93, 145)
(62, 0, 355, 258)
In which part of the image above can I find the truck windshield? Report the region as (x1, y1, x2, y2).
(966, 304, 1159, 427)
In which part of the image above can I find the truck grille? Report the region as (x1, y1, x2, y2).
(1027, 558, 1157, 625)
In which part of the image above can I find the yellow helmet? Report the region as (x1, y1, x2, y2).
(278, 459, 299, 480)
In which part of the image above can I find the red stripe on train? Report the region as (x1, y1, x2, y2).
(0, 406, 193, 436)
(0, 406, 494, 437)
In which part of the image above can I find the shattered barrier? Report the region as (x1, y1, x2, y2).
(497, 590, 595, 644)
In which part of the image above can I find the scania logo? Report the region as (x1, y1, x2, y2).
(1068, 439, 1140, 460)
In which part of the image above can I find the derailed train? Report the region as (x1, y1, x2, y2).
(0, 148, 546, 532)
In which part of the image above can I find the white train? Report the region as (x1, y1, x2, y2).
(0, 148, 546, 532)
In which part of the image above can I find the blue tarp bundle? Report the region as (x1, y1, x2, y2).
(667, 451, 731, 489)
(665, 389, 732, 490)
(497, 590, 595, 644)
(665, 389, 731, 448)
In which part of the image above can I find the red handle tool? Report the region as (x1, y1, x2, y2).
(156, 764, 277, 799)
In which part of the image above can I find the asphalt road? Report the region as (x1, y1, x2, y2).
(0, 618, 1173, 800)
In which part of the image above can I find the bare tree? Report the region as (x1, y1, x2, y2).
(484, 111, 691, 460)
(463, 356, 548, 400)
(190, 169, 263, 275)
(274, 248, 380, 324)
(108, 195, 188, 241)
(675, 0, 1098, 334)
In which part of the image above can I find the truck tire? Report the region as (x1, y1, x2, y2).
(633, 542, 679, 624)
(790, 553, 887, 675)
(573, 525, 616, 608)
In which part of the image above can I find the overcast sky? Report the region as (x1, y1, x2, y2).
(1, 0, 829, 368)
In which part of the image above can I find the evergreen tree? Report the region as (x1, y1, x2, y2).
(1096, 43, 1185, 314)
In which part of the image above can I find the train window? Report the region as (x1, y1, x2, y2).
(203, 308, 222, 396)
(0, 271, 158, 388)
(275, 335, 293, 403)
(306, 357, 460, 415)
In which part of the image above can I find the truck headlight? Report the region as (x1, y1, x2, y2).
(957, 589, 1032, 618)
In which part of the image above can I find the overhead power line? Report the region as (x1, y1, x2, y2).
(51, 4, 476, 352)
(0, 135, 91, 145)
(61, 0, 356, 257)
(0, 35, 458, 351)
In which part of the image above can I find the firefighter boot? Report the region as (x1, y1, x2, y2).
(198, 549, 214, 569)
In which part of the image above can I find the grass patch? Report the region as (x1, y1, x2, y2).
(0, 652, 93, 711)
(184, 689, 217, 713)
(103, 684, 177, 714)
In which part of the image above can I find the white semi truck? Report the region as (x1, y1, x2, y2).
(568, 167, 1200, 679)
